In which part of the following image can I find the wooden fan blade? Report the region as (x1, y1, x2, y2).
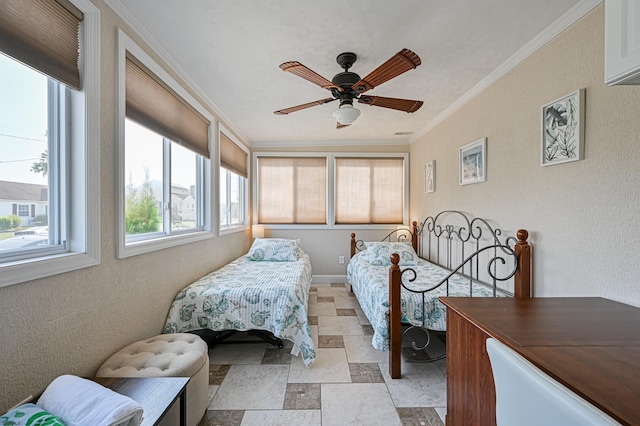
(280, 61, 343, 92)
(274, 98, 335, 115)
(337, 122, 351, 129)
(352, 49, 421, 93)
(358, 95, 423, 113)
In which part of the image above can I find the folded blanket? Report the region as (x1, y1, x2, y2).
(37, 375, 143, 426)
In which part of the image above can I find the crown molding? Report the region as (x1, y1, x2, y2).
(250, 138, 410, 149)
(410, 0, 603, 144)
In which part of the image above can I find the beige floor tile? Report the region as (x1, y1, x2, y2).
(308, 302, 337, 316)
(211, 364, 290, 410)
(240, 409, 321, 426)
(379, 362, 447, 407)
(318, 316, 364, 336)
(321, 383, 401, 426)
(288, 348, 351, 383)
(343, 335, 388, 363)
(334, 295, 361, 309)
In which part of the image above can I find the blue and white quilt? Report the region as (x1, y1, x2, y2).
(347, 250, 495, 351)
(164, 249, 316, 366)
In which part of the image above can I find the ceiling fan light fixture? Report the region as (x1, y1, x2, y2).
(333, 104, 361, 125)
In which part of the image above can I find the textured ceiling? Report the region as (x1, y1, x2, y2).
(107, 0, 586, 145)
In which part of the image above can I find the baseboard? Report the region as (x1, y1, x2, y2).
(312, 275, 347, 284)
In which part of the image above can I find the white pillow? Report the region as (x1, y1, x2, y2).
(361, 242, 419, 266)
(247, 238, 299, 261)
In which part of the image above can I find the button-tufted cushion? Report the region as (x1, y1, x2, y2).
(96, 333, 209, 426)
(96, 333, 208, 377)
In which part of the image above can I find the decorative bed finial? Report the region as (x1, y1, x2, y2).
(517, 229, 528, 242)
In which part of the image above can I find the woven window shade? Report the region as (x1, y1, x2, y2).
(335, 157, 404, 224)
(0, 0, 83, 89)
(258, 157, 326, 224)
(220, 132, 247, 178)
(126, 55, 210, 158)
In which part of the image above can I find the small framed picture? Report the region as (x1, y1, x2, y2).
(459, 138, 486, 185)
(541, 89, 584, 166)
(424, 160, 435, 193)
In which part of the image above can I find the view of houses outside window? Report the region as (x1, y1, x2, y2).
(124, 118, 201, 237)
(0, 54, 51, 251)
(220, 168, 243, 227)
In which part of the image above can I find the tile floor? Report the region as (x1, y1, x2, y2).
(199, 283, 447, 426)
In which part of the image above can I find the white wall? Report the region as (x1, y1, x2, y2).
(409, 5, 640, 306)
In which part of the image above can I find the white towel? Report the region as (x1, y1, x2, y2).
(37, 375, 144, 426)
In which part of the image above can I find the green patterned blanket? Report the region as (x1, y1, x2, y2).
(347, 251, 495, 351)
(164, 249, 316, 366)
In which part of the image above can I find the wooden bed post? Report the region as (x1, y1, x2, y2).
(411, 221, 418, 254)
(514, 229, 531, 298)
(389, 253, 402, 379)
(350, 233, 356, 258)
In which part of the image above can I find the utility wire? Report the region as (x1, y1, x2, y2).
(0, 133, 47, 143)
(0, 158, 40, 164)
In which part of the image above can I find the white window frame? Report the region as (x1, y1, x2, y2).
(0, 0, 101, 288)
(252, 152, 409, 230)
(17, 205, 30, 217)
(218, 124, 249, 235)
(116, 30, 215, 259)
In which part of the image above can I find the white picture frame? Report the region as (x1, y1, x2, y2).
(459, 138, 486, 185)
(541, 89, 585, 166)
(424, 160, 435, 193)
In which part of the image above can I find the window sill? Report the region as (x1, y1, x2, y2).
(118, 230, 215, 259)
(0, 251, 100, 289)
(257, 224, 403, 231)
(219, 224, 249, 236)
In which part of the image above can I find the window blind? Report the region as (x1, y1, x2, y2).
(0, 0, 83, 89)
(220, 132, 248, 178)
(258, 157, 326, 224)
(335, 157, 404, 224)
(125, 55, 210, 158)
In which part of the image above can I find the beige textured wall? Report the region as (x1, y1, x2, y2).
(410, 6, 640, 305)
(0, 2, 252, 410)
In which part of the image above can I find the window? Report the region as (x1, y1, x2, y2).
(17, 205, 30, 217)
(253, 153, 407, 228)
(117, 31, 214, 258)
(335, 157, 405, 224)
(219, 130, 248, 230)
(257, 156, 327, 224)
(0, 0, 100, 287)
(220, 169, 245, 228)
(124, 119, 204, 239)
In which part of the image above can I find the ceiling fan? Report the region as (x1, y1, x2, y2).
(274, 49, 424, 128)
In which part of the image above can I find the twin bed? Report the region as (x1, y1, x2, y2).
(162, 210, 531, 377)
(163, 238, 317, 366)
(349, 211, 531, 378)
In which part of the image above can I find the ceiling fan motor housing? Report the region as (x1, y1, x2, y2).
(332, 52, 362, 103)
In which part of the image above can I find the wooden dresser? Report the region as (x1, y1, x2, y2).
(439, 297, 640, 426)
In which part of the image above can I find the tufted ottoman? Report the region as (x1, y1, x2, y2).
(96, 333, 209, 426)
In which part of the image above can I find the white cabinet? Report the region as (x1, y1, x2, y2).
(605, 0, 640, 85)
